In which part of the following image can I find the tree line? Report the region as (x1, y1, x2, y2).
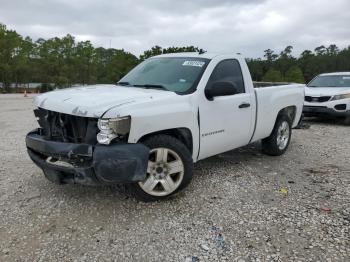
(247, 45, 350, 83)
(1, 22, 350, 92)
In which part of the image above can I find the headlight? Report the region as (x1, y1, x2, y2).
(331, 93, 350, 101)
(97, 116, 131, 144)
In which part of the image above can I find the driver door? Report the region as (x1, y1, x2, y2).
(198, 59, 254, 160)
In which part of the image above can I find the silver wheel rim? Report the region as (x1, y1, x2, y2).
(277, 121, 290, 150)
(138, 147, 184, 197)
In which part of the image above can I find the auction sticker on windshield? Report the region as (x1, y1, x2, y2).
(182, 61, 205, 67)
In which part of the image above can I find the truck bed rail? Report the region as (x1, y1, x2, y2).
(253, 81, 294, 88)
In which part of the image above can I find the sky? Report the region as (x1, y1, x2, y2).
(1, 0, 350, 58)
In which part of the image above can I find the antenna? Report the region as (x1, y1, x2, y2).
(198, 49, 207, 55)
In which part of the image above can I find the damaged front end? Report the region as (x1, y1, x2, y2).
(26, 108, 149, 186)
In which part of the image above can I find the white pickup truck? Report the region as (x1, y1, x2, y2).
(26, 53, 304, 201)
(303, 72, 350, 125)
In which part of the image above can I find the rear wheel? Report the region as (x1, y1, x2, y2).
(262, 114, 292, 156)
(126, 135, 193, 202)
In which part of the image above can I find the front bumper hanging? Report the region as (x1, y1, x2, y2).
(26, 129, 149, 186)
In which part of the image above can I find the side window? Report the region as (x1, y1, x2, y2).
(207, 59, 245, 94)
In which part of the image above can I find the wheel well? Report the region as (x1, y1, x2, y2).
(138, 128, 193, 154)
(278, 106, 297, 124)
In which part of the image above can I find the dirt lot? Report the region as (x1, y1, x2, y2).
(0, 94, 349, 261)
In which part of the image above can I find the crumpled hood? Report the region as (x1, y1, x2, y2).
(34, 84, 176, 118)
(305, 86, 350, 96)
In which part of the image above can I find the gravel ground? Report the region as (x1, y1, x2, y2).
(0, 94, 349, 262)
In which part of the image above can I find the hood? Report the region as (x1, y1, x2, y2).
(34, 84, 176, 118)
(305, 86, 350, 96)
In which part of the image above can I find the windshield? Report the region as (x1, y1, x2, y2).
(308, 75, 350, 88)
(118, 57, 210, 93)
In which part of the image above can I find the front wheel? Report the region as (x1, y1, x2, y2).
(262, 114, 292, 156)
(126, 135, 193, 202)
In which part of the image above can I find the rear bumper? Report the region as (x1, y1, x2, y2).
(303, 106, 350, 117)
(26, 129, 149, 185)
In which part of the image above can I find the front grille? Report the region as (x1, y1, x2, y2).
(34, 108, 98, 144)
(305, 96, 331, 102)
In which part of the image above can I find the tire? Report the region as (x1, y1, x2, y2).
(294, 114, 304, 129)
(262, 114, 292, 156)
(344, 116, 350, 126)
(125, 135, 193, 202)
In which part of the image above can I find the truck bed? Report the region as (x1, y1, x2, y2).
(250, 84, 305, 142)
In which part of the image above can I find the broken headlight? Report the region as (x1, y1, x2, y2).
(97, 116, 131, 144)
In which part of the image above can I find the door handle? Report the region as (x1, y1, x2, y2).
(239, 102, 250, 109)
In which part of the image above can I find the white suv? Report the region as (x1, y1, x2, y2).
(303, 72, 350, 125)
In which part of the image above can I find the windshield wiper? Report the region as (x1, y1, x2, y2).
(117, 81, 132, 86)
(133, 84, 169, 91)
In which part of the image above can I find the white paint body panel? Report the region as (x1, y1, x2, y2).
(34, 53, 304, 162)
(196, 55, 256, 159)
(104, 93, 200, 161)
(34, 85, 176, 118)
(251, 84, 305, 142)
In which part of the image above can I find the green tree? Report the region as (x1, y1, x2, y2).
(140, 45, 163, 60)
(75, 40, 96, 85)
(140, 45, 204, 60)
(315, 45, 326, 56)
(299, 50, 316, 82)
(2, 22, 350, 92)
(246, 58, 264, 81)
(0, 23, 31, 91)
(262, 69, 284, 82)
(284, 66, 305, 83)
(326, 44, 339, 56)
(276, 46, 296, 77)
(264, 49, 278, 62)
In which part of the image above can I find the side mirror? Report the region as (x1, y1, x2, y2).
(205, 81, 238, 101)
